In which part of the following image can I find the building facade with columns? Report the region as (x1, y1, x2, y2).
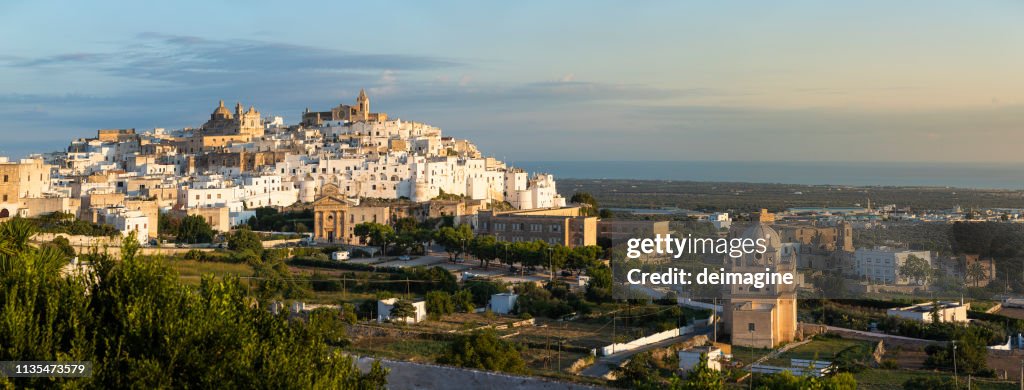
(311, 183, 391, 244)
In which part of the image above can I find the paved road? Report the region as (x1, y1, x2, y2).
(579, 329, 711, 378)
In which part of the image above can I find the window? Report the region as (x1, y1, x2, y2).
(748, 323, 756, 332)
(2, 175, 6, 182)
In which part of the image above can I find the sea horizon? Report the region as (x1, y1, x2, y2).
(515, 160, 1024, 190)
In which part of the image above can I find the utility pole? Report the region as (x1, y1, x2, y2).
(953, 341, 959, 389)
(713, 297, 718, 343)
(749, 330, 755, 390)
(610, 315, 618, 354)
(557, 338, 562, 372)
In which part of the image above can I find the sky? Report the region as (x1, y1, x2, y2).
(0, 1, 1022, 162)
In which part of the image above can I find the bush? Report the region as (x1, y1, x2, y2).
(425, 291, 455, 320)
(177, 215, 214, 244)
(0, 221, 387, 389)
(439, 330, 525, 374)
(228, 227, 264, 255)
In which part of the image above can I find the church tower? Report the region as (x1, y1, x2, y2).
(356, 89, 370, 121)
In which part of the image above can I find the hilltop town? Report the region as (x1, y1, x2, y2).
(5, 91, 1024, 389)
(0, 90, 566, 243)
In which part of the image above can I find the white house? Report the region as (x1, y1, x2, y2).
(887, 301, 970, 323)
(376, 298, 427, 323)
(489, 293, 519, 315)
(708, 213, 731, 230)
(97, 206, 148, 243)
(679, 346, 723, 373)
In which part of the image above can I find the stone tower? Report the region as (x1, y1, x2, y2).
(356, 89, 370, 121)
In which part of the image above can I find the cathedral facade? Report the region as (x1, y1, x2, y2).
(301, 89, 388, 127)
(202, 100, 263, 138)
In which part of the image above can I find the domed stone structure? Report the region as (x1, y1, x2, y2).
(721, 221, 798, 348)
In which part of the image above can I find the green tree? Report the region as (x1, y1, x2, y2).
(585, 264, 613, 303)
(452, 289, 475, 312)
(548, 244, 571, 277)
(470, 235, 499, 269)
(570, 192, 598, 208)
(435, 224, 473, 261)
(158, 211, 181, 237)
(898, 255, 931, 285)
(614, 351, 660, 390)
(43, 235, 76, 258)
(250, 253, 310, 300)
(228, 227, 264, 256)
(388, 299, 416, 323)
(673, 353, 722, 390)
(354, 222, 396, 256)
(966, 261, 987, 287)
(176, 214, 215, 244)
(924, 329, 990, 375)
(425, 291, 455, 320)
(0, 218, 387, 389)
(439, 330, 525, 374)
(566, 245, 602, 276)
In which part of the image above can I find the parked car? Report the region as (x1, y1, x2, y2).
(398, 255, 411, 261)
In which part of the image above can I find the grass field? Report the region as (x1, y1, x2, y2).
(729, 345, 775, 366)
(168, 260, 254, 286)
(765, 336, 875, 366)
(348, 337, 449, 363)
(853, 369, 1018, 390)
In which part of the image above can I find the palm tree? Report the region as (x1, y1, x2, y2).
(966, 262, 987, 287)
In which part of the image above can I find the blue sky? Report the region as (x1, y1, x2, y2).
(1, 1, 1022, 161)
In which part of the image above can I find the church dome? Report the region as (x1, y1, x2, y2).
(212, 100, 231, 117)
(735, 222, 782, 267)
(742, 223, 781, 249)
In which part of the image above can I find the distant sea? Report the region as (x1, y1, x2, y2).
(514, 161, 1024, 190)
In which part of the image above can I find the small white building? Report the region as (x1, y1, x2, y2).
(489, 293, 518, 315)
(887, 301, 970, 323)
(97, 206, 148, 243)
(708, 213, 731, 230)
(679, 346, 723, 374)
(376, 298, 427, 324)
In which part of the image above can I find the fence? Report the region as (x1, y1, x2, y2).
(599, 324, 694, 356)
(749, 359, 833, 378)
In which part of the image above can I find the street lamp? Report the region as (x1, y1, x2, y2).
(548, 247, 555, 282)
(749, 329, 755, 390)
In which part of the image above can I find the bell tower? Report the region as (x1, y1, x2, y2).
(356, 89, 370, 121)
